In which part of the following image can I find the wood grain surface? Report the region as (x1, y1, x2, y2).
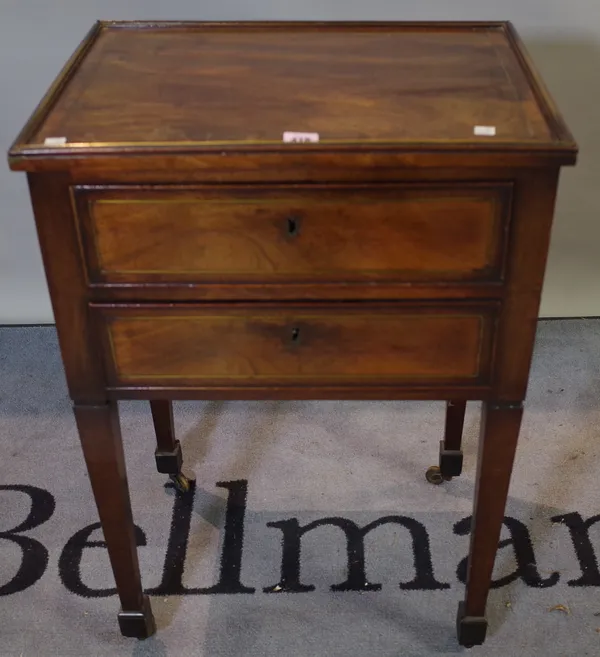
(29, 24, 551, 146)
(93, 303, 496, 388)
(75, 183, 511, 285)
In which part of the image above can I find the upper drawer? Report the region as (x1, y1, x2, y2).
(73, 183, 512, 286)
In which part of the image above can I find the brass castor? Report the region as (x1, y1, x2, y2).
(425, 465, 453, 485)
(169, 472, 192, 494)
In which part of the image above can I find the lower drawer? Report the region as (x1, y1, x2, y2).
(93, 303, 497, 389)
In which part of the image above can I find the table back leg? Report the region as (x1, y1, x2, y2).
(441, 400, 466, 476)
(150, 400, 191, 493)
(151, 400, 182, 473)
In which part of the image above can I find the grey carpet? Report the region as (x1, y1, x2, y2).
(1, 320, 600, 657)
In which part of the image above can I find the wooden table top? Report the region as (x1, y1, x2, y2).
(11, 21, 575, 162)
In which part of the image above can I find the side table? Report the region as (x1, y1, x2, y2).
(8, 20, 577, 646)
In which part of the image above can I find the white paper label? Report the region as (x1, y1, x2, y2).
(474, 126, 496, 137)
(44, 137, 68, 146)
(283, 131, 320, 143)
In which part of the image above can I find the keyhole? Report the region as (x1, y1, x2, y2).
(287, 216, 299, 236)
(291, 327, 300, 343)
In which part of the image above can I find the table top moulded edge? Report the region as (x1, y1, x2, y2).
(7, 20, 578, 174)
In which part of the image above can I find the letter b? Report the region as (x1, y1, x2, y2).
(0, 485, 55, 595)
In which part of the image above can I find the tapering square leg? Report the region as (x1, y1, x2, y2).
(74, 401, 156, 639)
(457, 401, 523, 647)
(426, 400, 467, 485)
(151, 400, 181, 473)
(441, 400, 466, 477)
(150, 400, 191, 494)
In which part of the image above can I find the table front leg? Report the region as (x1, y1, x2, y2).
(457, 401, 523, 647)
(74, 401, 156, 638)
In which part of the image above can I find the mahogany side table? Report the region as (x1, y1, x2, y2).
(8, 21, 577, 647)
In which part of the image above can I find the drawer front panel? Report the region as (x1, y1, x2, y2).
(94, 303, 497, 388)
(75, 184, 512, 285)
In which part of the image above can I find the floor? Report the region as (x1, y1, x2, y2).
(1, 320, 599, 656)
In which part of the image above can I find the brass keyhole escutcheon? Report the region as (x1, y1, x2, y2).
(291, 327, 300, 343)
